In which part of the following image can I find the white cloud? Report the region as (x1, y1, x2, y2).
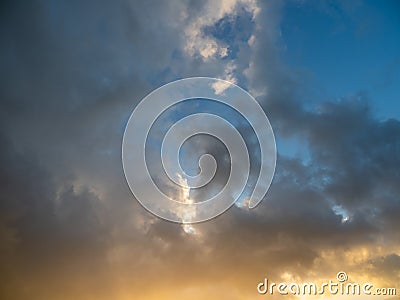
(183, 0, 259, 63)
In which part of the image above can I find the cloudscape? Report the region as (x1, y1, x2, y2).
(1, 0, 399, 299)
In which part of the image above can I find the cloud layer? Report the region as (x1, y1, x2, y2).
(0, 0, 399, 299)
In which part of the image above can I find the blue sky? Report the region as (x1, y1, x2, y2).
(281, 0, 400, 119)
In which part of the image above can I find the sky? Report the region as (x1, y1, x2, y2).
(0, 0, 399, 299)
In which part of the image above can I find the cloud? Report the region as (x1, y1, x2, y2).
(0, 0, 399, 299)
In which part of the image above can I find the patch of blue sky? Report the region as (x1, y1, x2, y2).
(280, 0, 400, 120)
(145, 98, 262, 198)
(147, 99, 261, 163)
(276, 134, 311, 162)
(203, 7, 255, 60)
